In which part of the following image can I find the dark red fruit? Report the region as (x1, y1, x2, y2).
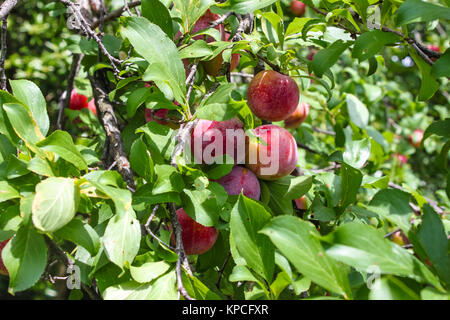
(175, 208, 218, 255)
(247, 70, 300, 122)
(215, 166, 261, 200)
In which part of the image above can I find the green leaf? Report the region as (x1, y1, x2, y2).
(2, 222, 47, 292)
(423, 119, 450, 142)
(343, 138, 371, 169)
(36, 130, 88, 171)
(102, 209, 141, 269)
(32, 177, 79, 232)
(181, 188, 221, 227)
(141, 0, 173, 39)
(2, 103, 45, 155)
(130, 137, 155, 182)
(54, 218, 100, 256)
(346, 94, 369, 129)
(103, 271, 177, 299)
(218, 0, 277, 14)
(265, 175, 313, 215)
(260, 216, 352, 299)
(182, 272, 222, 300)
(367, 189, 414, 232)
(431, 49, 450, 78)
(339, 163, 363, 209)
(352, 30, 400, 62)
(126, 87, 151, 118)
(396, 0, 450, 26)
(136, 121, 176, 164)
(409, 48, 439, 101)
(172, 0, 214, 33)
(196, 83, 237, 121)
(324, 223, 443, 289)
(417, 205, 450, 286)
(130, 261, 171, 283)
(10, 80, 50, 137)
(312, 40, 351, 77)
(369, 276, 420, 300)
(5, 155, 30, 179)
(0, 181, 20, 203)
(230, 194, 274, 282)
(179, 40, 213, 59)
(27, 157, 55, 177)
(121, 17, 186, 104)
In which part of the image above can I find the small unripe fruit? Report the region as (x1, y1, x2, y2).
(215, 166, 261, 200)
(284, 102, 310, 129)
(246, 124, 299, 180)
(70, 89, 88, 111)
(409, 129, 424, 148)
(290, 1, 306, 17)
(175, 208, 218, 255)
(247, 70, 300, 122)
(202, 33, 240, 77)
(191, 118, 246, 165)
(295, 195, 307, 210)
(0, 239, 10, 276)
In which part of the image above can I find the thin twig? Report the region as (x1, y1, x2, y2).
(168, 203, 194, 300)
(45, 237, 102, 300)
(57, 53, 84, 130)
(216, 251, 231, 289)
(60, 0, 122, 77)
(142, 205, 176, 250)
(210, 12, 233, 28)
(297, 142, 319, 154)
(0, 17, 7, 91)
(91, 0, 141, 29)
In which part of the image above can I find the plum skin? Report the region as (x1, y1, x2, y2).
(0, 239, 10, 276)
(246, 124, 299, 180)
(191, 118, 246, 165)
(215, 166, 261, 200)
(284, 102, 310, 129)
(69, 89, 88, 111)
(290, 1, 306, 17)
(247, 70, 300, 122)
(175, 208, 218, 255)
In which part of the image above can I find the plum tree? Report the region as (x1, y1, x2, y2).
(191, 118, 246, 164)
(247, 70, 300, 121)
(215, 166, 261, 200)
(246, 124, 299, 180)
(409, 129, 424, 148)
(290, 1, 306, 17)
(175, 208, 218, 255)
(0, 239, 10, 276)
(284, 102, 310, 129)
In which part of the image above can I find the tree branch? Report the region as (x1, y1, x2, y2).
(89, 71, 135, 190)
(168, 203, 195, 300)
(45, 237, 102, 300)
(91, 0, 141, 29)
(0, 0, 19, 21)
(0, 17, 7, 91)
(60, 0, 122, 77)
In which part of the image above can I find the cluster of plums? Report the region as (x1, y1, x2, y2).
(165, 14, 313, 254)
